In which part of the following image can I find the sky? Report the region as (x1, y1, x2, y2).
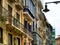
(43, 0, 60, 38)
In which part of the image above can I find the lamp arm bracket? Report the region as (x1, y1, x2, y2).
(45, 1, 60, 4)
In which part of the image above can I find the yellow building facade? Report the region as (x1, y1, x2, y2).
(0, 0, 33, 45)
(0, 0, 47, 45)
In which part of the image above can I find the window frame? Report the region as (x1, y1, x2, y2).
(0, 27, 3, 43)
(8, 34, 12, 45)
(16, 12, 20, 21)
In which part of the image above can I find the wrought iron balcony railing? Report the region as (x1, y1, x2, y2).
(11, 17, 32, 38)
(20, 23, 32, 38)
(12, 17, 32, 38)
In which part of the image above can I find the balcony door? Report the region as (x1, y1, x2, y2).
(16, 38, 20, 45)
(8, 34, 12, 45)
(14, 38, 20, 45)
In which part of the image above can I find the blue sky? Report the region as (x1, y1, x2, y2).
(43, 0, 60, 38)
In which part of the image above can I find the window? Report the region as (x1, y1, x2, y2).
(17, 38, 20, 45)
(14, 38, 20, 45)
(28, 23, 31, 32)
(24, 42, 26, 45)
(23, 0, 36, 17)
(52, 35, 55, 37)
(16, 13, 20, 21)
(28, 0, 36, 17)
(13, 13, 20, 28)
(8, 5, 12, 23)
(53, 30, 55, 32)
(33, 34, 36, 40)
(8, 5, 12, 17)
(24, 20, 27, 29)
(33, 22, 34, 30)
(36, 23, 37, 31)
(0, 28, 3, 43)
(23, 0, 28, 7)
(8, 34, 12, 45)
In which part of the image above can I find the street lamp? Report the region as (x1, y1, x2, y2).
(43, 1, 60, 12)
(43, 4, 49, 12)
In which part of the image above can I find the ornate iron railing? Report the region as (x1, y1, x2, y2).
(20, 23, 32, 38)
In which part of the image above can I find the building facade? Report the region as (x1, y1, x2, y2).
(51, 28, 55, 45)
(0, 0, 33, 45)
(31, 0, 47, 45)
(56, 36, 60, 45)
(46, 22, 52, 45)
(0, 0, 51, 45)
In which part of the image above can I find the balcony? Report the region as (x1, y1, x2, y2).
(23, 7, 35, 19)
(0, 5, 19, 29)
(32, 27, 40, 37)
(7, 17, 33, 39)
(0, 5, 32, 40)
(23, 0, 36, 19)
(10, 17, 33, 39)
(20, 23, 33, 39)
(15, 0, 23, 10)
(0, 6, 8, 22)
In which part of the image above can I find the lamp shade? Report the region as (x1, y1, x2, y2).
(43, 4, 50, 12)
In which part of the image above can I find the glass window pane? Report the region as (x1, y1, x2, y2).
(8, 34, 12, 45)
